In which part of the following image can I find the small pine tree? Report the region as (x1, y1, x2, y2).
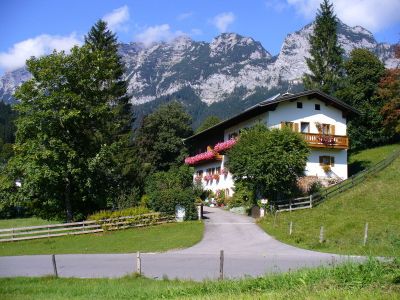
(303, 0, 344, 94)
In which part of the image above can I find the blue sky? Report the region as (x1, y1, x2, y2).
(0, 0, 399, 75)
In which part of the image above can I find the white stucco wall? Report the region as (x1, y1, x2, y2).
(306, 149, 348, 179)
(193, 156, 234, 195)
(268, 97, 347, 135)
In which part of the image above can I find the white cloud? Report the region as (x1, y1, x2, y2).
(135, 24, 185, 46)
(0, 33, 81, 72)
(103, 5, 130, 32)
(177, 12, 193, 21)
(211, 12, 236, 32)
(265, 0, 288, 12)
(191, 28, 203, 36)
(286, 0, 400, 32)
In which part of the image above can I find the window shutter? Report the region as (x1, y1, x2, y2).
(330, 125, 335, 135)
(319, 156, 324, 165)
(330, 156, 335, 167)
(294, 123, 299, 132)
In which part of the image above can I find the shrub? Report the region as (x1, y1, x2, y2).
(145, 165, 197, 220)
(229, 182, 254, 208)
(87, 206, 151, 221)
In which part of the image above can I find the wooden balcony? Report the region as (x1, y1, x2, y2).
(302, 133, 349, 149)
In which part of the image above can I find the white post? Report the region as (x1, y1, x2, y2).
(136, 251, 141, 275)
(289, 221, 293, 236)
(363, 223, 369, 246)
(309, 194, 313, 208)
(319, 226, 324, 244)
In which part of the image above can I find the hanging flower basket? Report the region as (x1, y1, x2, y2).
(184, 151, 216, 165)
(194, 175, 202, 184)
(213, 173, 220, 180)
(214, 138, 237, 153)
(317, 135, 335, 146)
(221, 168, 229, 176)
(204, 174, 213, 182)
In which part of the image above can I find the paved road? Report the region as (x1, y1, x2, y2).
(0, 207, 362, 280)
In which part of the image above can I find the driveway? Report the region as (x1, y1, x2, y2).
(0, 207, 362, 280)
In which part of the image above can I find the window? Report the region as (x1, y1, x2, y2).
(281, 121, 299, 132)
(301, 122, 310, 133)
(297, 102, 303, 108)
(315, 104, 320, 110)
(228, 132, 238, 139)
(216, 167, 221, 174)
(319, 156, 335, 166)
(196, 170, 203, 176)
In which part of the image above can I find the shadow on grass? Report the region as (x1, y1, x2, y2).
(348, 160, 372, 177)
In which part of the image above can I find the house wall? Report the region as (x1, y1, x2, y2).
(268, 97, 347, 135)
(306, 149, 348, 179)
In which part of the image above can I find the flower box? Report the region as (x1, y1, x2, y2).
(184, 151, 215, 165)
(213, 138, 237, 153)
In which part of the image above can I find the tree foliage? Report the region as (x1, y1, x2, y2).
(145, 165, 197, 220)
(378, 45, 400, 135)
(6, 21, 133, 221)
(336, 48, 390, 149)
(303, 0, 344, 94)
(195, 115, 221, 133)
(0, 102, 16, 166)
(226, 124, 309, 201)
(135, 101, 193, 173)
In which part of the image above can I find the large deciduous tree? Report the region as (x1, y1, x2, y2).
(336, 48, 390, 150)
(378, 45, 400, 136)
(195, 116, 221, 134)
(303, 0, 344, 94)
(226, 124, 309, 201)
(7, 19, 133, 221)
(135, 101, 193, 173)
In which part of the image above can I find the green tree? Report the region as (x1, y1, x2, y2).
(226, 124, 309, 201)
(7, 44, 124, 221)
(303, 0, 344, 94)
(0, 102, 16, 167)
(85, 20, 139, 204)
(145, 165, 197, 220)
(336, 48, 389, 149)
(135, 101, 193, 172)
(195, 116, 221, 133)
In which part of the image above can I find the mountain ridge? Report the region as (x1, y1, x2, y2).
(1, 20, 398, 126)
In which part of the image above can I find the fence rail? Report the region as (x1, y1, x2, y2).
(0, 213, 175, 243)
(274, 147, 400, 212)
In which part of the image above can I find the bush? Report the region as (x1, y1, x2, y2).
(87, 206, 151, 221)
(146, 165, 197, 220)
(114, 187, 141, 209)
(229, 182, 254, 208)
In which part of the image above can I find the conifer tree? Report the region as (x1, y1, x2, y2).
(303, 0, 344, 94)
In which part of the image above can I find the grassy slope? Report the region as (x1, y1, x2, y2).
(0, 217, 57, 229)
(0, 221, 204, 256)
(259, 144, 400, 256)
(0, 259, 398, 300)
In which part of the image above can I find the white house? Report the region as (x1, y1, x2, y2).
(184, 90, 359, 196)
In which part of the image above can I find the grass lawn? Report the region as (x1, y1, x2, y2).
(0, 221, 204, 256)
(0, 217, 57, 229)
(348, 143, 400, 176)
(0, 259, 398, 299)
(259, 145, 400, 257)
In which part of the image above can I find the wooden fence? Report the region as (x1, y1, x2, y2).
(0, 213, 175, 243)
(274, 147, 400, 212)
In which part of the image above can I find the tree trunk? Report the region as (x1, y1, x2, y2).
(65, 178, 73, 222)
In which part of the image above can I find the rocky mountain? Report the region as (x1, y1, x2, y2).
(1, 20, 398, 127)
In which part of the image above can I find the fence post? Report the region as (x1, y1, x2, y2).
(51, 254, 58, 277)
(309, 194, 313, 208)
(11, 228, 14, 241)
(319, 226, 324, 244)
(273, 210, 278, 227)
(136, 251, 141, 275)
(47, 225, 50, 237)
(363, 223, 369, 246)
(289, 199, 292, 212)
(219, 250, 224, 280)
(289, 221, 293, 236)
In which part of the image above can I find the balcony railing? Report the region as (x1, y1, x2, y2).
(302, 133, 348, 149)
